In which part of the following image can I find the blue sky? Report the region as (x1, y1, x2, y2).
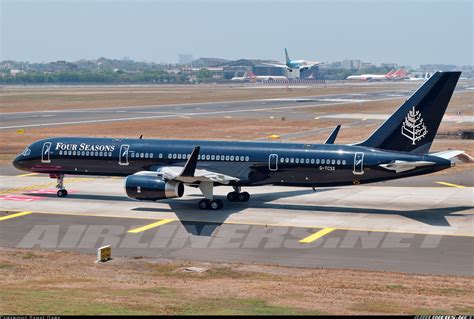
(1, 0, 472, 66)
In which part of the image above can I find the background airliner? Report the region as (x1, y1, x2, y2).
(13, 72, 461, 210)
(346, 69, 407, 81)
(231, 70, 287, 82)
(264, 48, 320, 72)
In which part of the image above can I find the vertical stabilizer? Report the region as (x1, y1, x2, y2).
(284, 48, 291, 63)
(356, 71, 461, 153)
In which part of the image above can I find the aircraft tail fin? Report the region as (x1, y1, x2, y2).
(356, 71, 461, 154)
(385, 69, 395, 78)
(392, 68, 407, 78)
(246, 70, 256, 78)
(285, 48, 290, 63)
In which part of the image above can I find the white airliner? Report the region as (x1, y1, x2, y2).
(405, 72, 432, 81)
(231, 70, 287, 82)
(346, 69, 407, 81)
(264, 48, 320, 72)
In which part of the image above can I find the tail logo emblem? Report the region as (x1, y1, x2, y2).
(402, 106, 428, 145)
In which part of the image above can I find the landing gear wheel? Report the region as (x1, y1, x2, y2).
(198, 199, 211, 210)
(227, 191, 238, 202)
(210, 199, 224, 210)
(57, 189, 68, 197)
(238, 192, 250, 202)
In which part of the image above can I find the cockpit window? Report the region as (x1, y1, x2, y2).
(21, 148, 31, 156)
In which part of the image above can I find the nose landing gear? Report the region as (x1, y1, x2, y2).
(52, 174, 68, 197)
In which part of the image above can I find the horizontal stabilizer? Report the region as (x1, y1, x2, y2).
(324, 125, 341, 144)
(379, 160, 435, 173)
(431, 150, 473, 163)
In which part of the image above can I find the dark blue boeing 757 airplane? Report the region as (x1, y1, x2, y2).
(13, 72, 462, 210)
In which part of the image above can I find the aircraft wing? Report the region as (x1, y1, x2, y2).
(305, 62, 320, 67)
(159, 167, 239, 184)
(134, 146, 240, 184)
(262, 62, 288, 69)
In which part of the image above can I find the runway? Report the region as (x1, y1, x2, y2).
(1, 172, 473, 276)
(0, 88, 448, 130)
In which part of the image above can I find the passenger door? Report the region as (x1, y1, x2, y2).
(41, 142, 52, 163)
(353, 152, 364, 175)
(119, 144, 129, 166)
(269, 154, 278, 171)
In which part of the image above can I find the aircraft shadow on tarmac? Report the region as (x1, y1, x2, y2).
(134, 188, 328, 236)
(26, 189, 473, 235)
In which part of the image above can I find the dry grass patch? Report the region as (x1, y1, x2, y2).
(0, 248, 473, 315)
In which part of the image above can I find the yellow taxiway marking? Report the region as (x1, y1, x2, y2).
(6, 210, 474, 238)
(16, 173, 39, 177)
(299, 228, 336, 243)
(127, 219, 175, 233)
(0, 211, 32, 221)
(436, 182, 465, 188)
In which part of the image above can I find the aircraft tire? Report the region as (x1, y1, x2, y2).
(199, 199, 211, 209)
(57, 189, 68, 197)
(210, 199, 223, 210)
(227, 192, 238, 201)
(238, 192, 250, 202)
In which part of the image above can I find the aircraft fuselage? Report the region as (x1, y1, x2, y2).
(13, 137, 451, 188)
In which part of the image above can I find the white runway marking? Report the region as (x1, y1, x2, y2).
(0, 97, 406, 130)
(320, 113, 474, 123)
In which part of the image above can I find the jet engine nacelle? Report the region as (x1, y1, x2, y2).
(125, 175, 184, 201)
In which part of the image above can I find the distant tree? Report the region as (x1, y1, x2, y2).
(195, 68, 213, 82)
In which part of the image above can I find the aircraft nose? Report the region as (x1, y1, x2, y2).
(12, 155, 23, 170)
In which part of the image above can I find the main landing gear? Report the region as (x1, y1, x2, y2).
(52, 174, 68, 197)
(226, 186, 250, 202)
(197, 184, 250, 210)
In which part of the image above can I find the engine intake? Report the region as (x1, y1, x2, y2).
(125, 175, 184, 201)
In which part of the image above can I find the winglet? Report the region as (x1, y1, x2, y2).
(180, 147, 200, 177)
(324, 125, 341, 144)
